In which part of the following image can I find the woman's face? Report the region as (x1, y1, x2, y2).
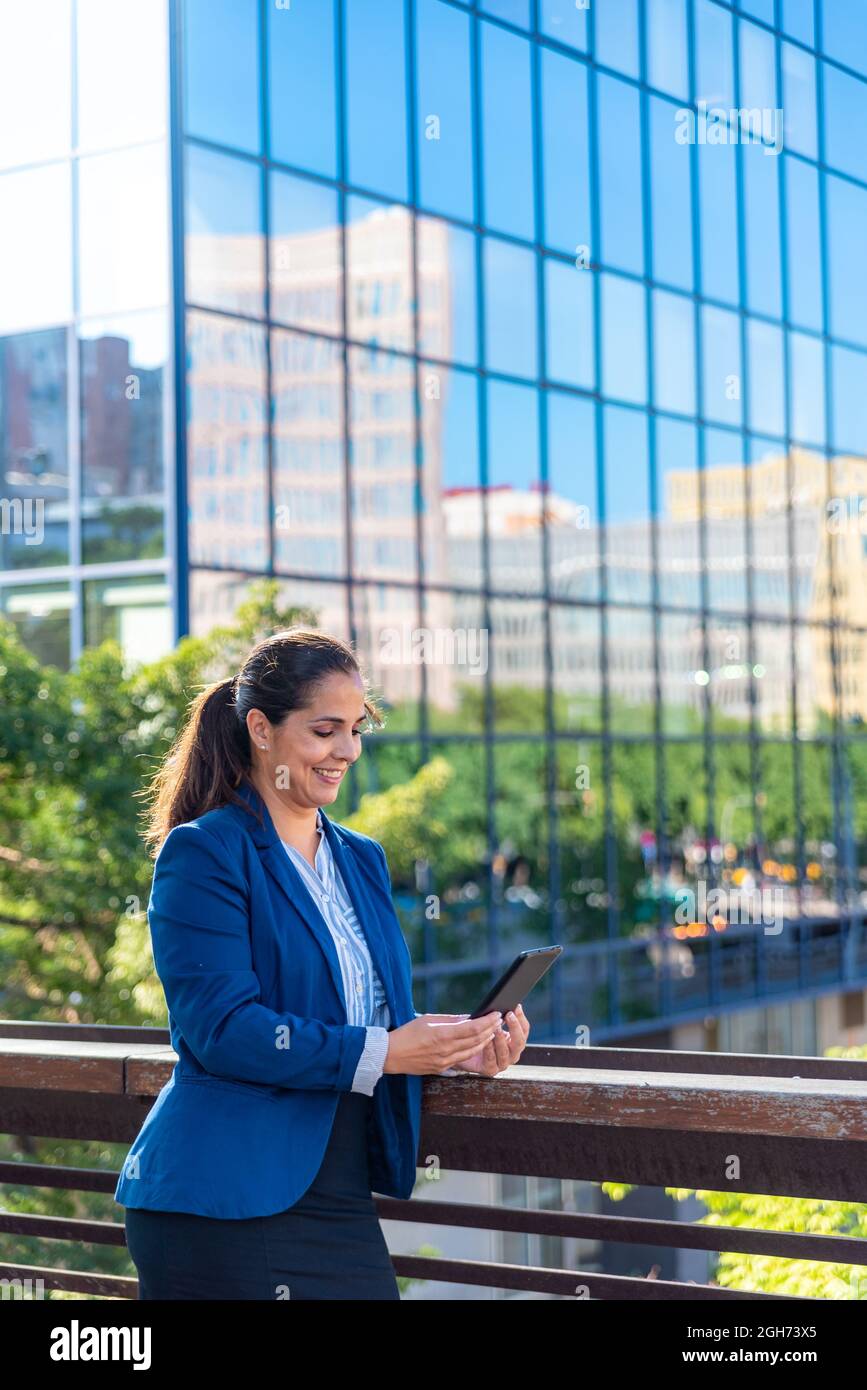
(246, 670, 367, 811)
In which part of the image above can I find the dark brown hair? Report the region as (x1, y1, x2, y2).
(141, 627, 384, 855)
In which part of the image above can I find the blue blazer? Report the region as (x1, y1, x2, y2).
(114, 779, 422, 1219)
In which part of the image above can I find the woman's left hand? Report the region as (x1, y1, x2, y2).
(441, 1005, 530, 1076)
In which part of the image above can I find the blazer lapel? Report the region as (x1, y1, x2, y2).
(232, 780, 348, 1013)
(231, 779, 399, 1019)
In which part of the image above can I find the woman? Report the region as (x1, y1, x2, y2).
(116, 627, 530, 1300)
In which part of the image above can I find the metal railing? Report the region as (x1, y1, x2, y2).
(1, 1021, 867, 1299)
(408, 912, 867, 1040)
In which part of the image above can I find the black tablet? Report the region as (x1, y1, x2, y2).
(469, 945, 563, 1019)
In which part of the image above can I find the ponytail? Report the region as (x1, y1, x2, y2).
(140, 675, 253, 857)
(139, 626, 384, 857)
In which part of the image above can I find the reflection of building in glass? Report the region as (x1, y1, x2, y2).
(0, 0, 171, 664)
(0, 329, 69, 569)
(439, 448, 867, 731)
(2, 3, 867, 1074)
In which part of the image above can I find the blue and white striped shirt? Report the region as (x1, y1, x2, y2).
(281, 812, 392, 1096)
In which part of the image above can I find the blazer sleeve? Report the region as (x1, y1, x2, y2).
(148, 822, 368, 1091)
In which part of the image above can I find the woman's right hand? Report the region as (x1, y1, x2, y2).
(383, 1011, 504, 1076)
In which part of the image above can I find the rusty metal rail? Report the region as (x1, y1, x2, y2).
(1, 1023, 867, 1299)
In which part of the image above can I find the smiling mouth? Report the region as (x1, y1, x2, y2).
(312, 767, 344, 783)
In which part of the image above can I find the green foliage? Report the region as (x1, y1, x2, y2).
(2, 582, 866, 1298)
(0, 579, 315, 1024)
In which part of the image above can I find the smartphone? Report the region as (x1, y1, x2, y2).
(468, 946, 563, 1020)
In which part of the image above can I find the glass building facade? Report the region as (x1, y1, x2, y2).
(0, 0, 174, 667)
(4, 0, 867, 1035)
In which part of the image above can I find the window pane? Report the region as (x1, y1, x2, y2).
(481, 22, 534, 239)
(604, 404, 650, 604)
(0, 0, 71, 170)
(650, 96, 693, 290)
(657, 416, 700, 608)
(749, 438, 790, 619)
(478, 0, 530, 26)
(346, 196, 413, 353)
(826, 174, 867, 349)
(539, 0, 587, 52)
(742, 143, 781, 318)
(272, 329, 345, 577)
(415, 0, 473, 221)
(486, 380, 542, 592)
(738, 18, 776, 112)
(268, 0, 336, 177)
(0, 327, 69, 570)
(79, 145, 169, 317)
(823, 63, 867, 184)
(269, 171, 341, 335)
(0, 164, 72, 334)
(653, 290, 695, 415)
(185, 145, 264, 317)
(597, 75, 643, 275)
(83, 576, 172, 662)
(484, 238, 537, 379)
(348, 345, 417, 582)
(345, 0, 407, 201)
(695, 0, 734, 109)
(417, 216, 477, 367)
(80, 311, 168, 564)
(782, 0, 814, 46)
(704, 427, 747, 612)
(697, 142, 739, 306)
(789, 331, 825, 446)
(647, 0, 688, 99)
(781, 43, 817, 160)
(551, 604, 601, 729)
(0, 585, 71, 668)
(747, 319, 785, 437)
(544, 259, 593, 389)
(420, 363, 481, 585)
(547, 390, 598, 601)
(184, 0, 260, 153)
(739, 0, 773, 23)
(822, 0, 867, 78)
(785, 157, 822, 331)
(77, 0, 167, 149)
(702, 304, 743, 427)
(831, 345, 867, 454)
(186, 311, 268, 569)
(595, 0, 639, 78)
(601, 274, 646, 405)
(541, 48, 591, 257)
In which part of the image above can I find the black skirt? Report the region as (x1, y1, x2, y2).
(123, 1091, 400, 1301)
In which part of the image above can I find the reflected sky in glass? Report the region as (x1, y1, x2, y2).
(77, 0, 167, 150)
(481, 21, 534, 239)
(0, 164, 72, 333)
(0, 1, 71, 170)
(269, 0, 336, 177)
(184, 0, 260, 153)
(79, 145, 169, 317)
(416, 0, 473, 221)
(185, 145, 264, 317)
(345, 0, 407, 201)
